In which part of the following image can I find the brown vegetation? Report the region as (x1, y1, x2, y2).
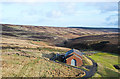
(1, 24, 118, 77)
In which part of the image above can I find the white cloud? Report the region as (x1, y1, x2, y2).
(62, 2, 76, 14)
(85, 2, 118, 13)
(0, 2, 118, 27)
(105, 14, 118, 26)
(46, 10, 63, 18)
(58, 2, 77, 15)
(75, 10, 101, 16)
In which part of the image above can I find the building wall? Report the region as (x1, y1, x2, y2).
(66, 55, 83, 66)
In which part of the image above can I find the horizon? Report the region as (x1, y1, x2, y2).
(1, 23, 119, 28)
(0, 2, 118, 28)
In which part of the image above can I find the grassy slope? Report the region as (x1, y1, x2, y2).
(2, 36, 85, 77)
(1, 24, 95, 77)
(87, 52, 120, 77)
(2, 54, 84, 77)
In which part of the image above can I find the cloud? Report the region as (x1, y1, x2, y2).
(21, 8, 42, 16)
(75, 10, 101, 16)
(59, 2, 76, 15)
(46, 10, 63, 18)
(106, 14, 117, 21)
(105, 14, 118, 26)
(85, 2, 118, 13)
(0, 2, 119, 27)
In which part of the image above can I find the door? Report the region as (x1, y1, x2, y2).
(71, 59, 76, 66)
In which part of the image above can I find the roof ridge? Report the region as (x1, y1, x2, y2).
(65, 49, 82, 57)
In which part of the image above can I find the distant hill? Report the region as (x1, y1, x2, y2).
(1, 24, 119, 54)
(68, 27, 119, 32)
(1, 24, 114, 46)
(63, 33, 119, 55)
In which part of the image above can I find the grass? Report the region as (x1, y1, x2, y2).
(82, 55, 93, 66)
(2, 36, 84, 77)
(2, 54, 84, 77)
(37, 47, 67, 53)
(87, 52, 120, 77)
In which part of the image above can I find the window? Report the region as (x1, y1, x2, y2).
(71, 59, 76, 66)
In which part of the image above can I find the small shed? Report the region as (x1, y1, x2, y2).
(65, 49, 83, 66)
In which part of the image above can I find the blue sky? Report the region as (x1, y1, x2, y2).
(0, 2, 118, 28)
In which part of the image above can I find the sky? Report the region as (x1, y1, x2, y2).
(0, 2, 118, 28)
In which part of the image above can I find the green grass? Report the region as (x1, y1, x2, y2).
(82, 55, 93, 66)
(87, 52, 120, 77)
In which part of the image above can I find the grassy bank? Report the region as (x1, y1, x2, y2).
(87, 52, 120, 77)
(2, 36, 84, 77)
(2, 54, 85, 77)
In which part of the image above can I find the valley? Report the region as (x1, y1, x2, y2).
(1, 24, 119, 78)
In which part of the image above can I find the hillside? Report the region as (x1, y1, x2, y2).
(63, 33, 119, 54)
(1, 24, 86, 77)
(68, 27, 119, 32)
(2, 24, 118, 55)
(1, 24, 114, 46)
(1, 24, 119, 77)
(2, 36, 85, 77)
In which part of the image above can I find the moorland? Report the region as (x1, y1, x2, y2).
(1, 24, 120, 77)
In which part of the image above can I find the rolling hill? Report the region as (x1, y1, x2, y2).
(1, 24, 116, 46)
(1, 24, 119, 77)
